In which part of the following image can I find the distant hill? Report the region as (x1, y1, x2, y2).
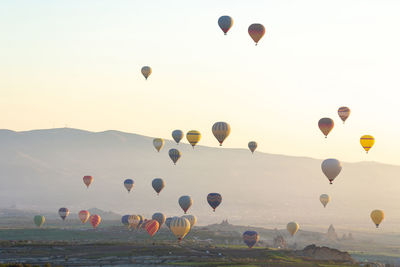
(1, 128, 400, 231)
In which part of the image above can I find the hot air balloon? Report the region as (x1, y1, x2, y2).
(153, 138, 164, 152)
(169, 149, 181, 165)
(318, 118, 334, 138)
(212, 122, 231, 146)
(319, 194, 330, 208)
(172, 130, 184, 144)
(182, 215, 197, 229)
(179, 196, 193, 214)
(338, 107, 351, 124)
(186, 130, 201, 148)
(242, 231, 259, 248)
(170, 217, 191, 241)
(121, 215, 130, 226)
(124, 179, 134, 193)
(152, 178, 165, 195)
(152, 212, 166, 227)
(58, 208, 69, 221)
(79, 210, 90, 224)
(248, 24, 265, 45)
(360, 135, 375, 153)
(287, 222, 299, 236)
(248, 141, 257, 154)
(371, 210, 384, 228)
(128, 215, 140, 229)
(145, 220, 160, 237)
(89, 214, 101, 229)
(207, 193, 222, 212)
(83, 175, 93, 188)
(141, 66, 152, 80)
(34, 215, 45, 227)
(218, 16, 233, 35)
(321, 159, 342, 184)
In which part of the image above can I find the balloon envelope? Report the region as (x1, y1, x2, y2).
(152, 212, 166, 227)
(248, 24, 265, 45)
(172, 130, 184, 144)
(169, 149, 181, 165)
(141, 66, 152, 80)
(321, 159, 342, 184)
(371, 210, 384, 228)
(338, 107, 351, 123)
(83, 175, 93, 188)
(360, 135, 375, 153)
(124, 179, 134, 192)
(218, 16, 233, 35)
(152, 178, 165, 195)
(89, 214, 101, 229)
(207, 193, 222, 211)
(121, 215, 130, 226)
(243, 231, 259, 248)
(186, 130, 201, 148)
(248, 141, 257, 153)
(318, 118, 334, 138)
(287, 222, 299, 236)
(212, 122, 231, 146)
(79, 210, 90, 224)
(153, 138, 165, 152)
(179, 195, 193, 214)
(58, 207, 69, 221)
(170, 217, 191, 241)
(319, 194, 330, 208)
(34, 215, 45, 227)
(145, 220, 160, 237)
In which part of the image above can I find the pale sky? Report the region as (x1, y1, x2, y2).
(1, 0, 400, 164)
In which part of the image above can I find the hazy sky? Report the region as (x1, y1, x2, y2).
(1, 0, 400, 165)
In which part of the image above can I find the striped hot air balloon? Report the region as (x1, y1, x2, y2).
(218, 16, 233, 35)
(152, 178, 165, 195)
(124, 179, 134, 193)
(169, 149, 181, 165)
(243, 231, 259, 248)
(89, 214, 101, 229)
(212, 122, 231, 146)
(83, 175, 93, 188)
(207, 193, 222, 212)
(58, 208, 69, 221)
(34, 215, 45, 227)
(145, 220, 160, 237)
(170, 217, 191, 241)
(338, 107, 351, 124)
(153, 138, 165, 152)
(360, 135, 375, 153)
(152, 213, 166, 227)
(141, 66, 152, 80)
(248, 141, 257, 154)
(318, 118, 334, 138)
(248, 24, 265, 45)
(186, 130, 201, 148)
(78, 210, 90, 224)
(179, 195, 193, 214)
(172, 130, 184, 144)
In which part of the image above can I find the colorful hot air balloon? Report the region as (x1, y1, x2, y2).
(121, 215, 130, 226)
(179, 196, 193, 214)
(83, 175, 93, 188)
(248, 24, 265, 45)
(318, 118, 334, 138)
(89, 214, 101, 229)
(152, 213, 166, 227)
(124, 179, 134, 193)
(141, 66, 152, 80)
(207, 193, 222, 212)
(360, 135, 375, 153)
(242, 231, 259, 248)
(78, 210, 90, 224)
(248, 141, 257, 154)
(338, 107, 351, 124)
(170, 217, 191, 241)
(58, 208, 69, 221)
(128, 215, 140, 229)
(287, 222, 299, 236)
(182, 215, 197, 229)
(34, 215, 45, 227)
(321, 158, 342, 184)
(169, 149, 181, 165)
(218, 16, 233, 35)
(186, 130, 201, 148)
(371, 210, 384, 228)
(145, 220, 160, 237)
(152, 178, 165, 195)
(212, 122, 231, 146)
(153, 138, 165, 152)
(172, 130, 184, 144)
(319, 194, 330, 208)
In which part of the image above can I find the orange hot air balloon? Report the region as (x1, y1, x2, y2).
(78, 210, 90, 224)
(248, 24, 265, 45)
(338, 107, 351, 124)
(145, 220, 159, 237)
(83, 176, 93, 188)
(318, 118, 334, 138)
(89, 214, 101, 229)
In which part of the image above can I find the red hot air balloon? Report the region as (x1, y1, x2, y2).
(89, 214, 101, 229)
(83, 176, 93, 188)
(145, 220, 160, 237)
(318, 118, 334, 138)
(248, 24, 265, 45)
(79, 210, 90, 224)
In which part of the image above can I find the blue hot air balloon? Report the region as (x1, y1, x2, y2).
(207, 193, 222, 212)
(243, 231, 259, 248)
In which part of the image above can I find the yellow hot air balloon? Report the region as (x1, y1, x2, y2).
(212, 122, 231, 146)
(360, 135, 375, 153)
(319, 194, 330, 208)
(287, 222, 299, 236)
(128, 215, 140, 229)
(153, 138, 165, 152)
(370, 210, 384, 228)
(186, 130, 201, 148)
(141, 66, 152, 80)
(170, 217, 191, 241)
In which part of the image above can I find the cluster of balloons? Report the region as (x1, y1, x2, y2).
(218, 16, 266, 46)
